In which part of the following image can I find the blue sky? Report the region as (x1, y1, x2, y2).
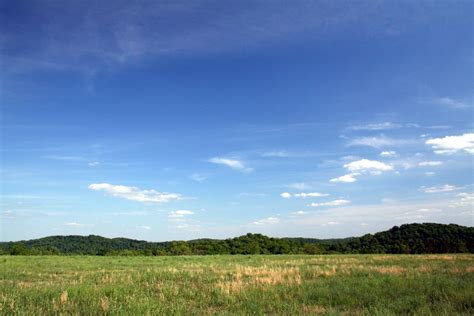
(1, 0, 473, 241)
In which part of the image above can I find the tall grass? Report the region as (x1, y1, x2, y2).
(1, 254, 473, 314)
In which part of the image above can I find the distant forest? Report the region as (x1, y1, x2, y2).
(1, 223, 473, 256)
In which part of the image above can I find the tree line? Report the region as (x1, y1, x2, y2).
(1, 223, 472, 256)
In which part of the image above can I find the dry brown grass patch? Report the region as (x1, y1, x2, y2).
(302, 305, 327, 314)
(372, 266, 406, 275)
(100, 297, 110, 312)
(59, 291, 68, 304)
(217, 266, 302, 294)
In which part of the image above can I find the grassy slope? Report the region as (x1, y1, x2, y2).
(1, 254, 473, 314)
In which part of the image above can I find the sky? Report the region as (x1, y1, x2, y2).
(1, 0, 473, 242)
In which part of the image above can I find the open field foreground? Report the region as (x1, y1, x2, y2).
(1, 255, 473, 315)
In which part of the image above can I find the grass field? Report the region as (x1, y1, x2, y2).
(1, 254, 473, 315)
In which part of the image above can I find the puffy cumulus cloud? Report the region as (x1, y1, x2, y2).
(253, 217, 280, 225)
(330, 173, 359, 183)
(168, 210, 194, 218)
(426, 133, 474, 155)
(344, 159, 393, 172)
(330, 159, 392, 184)
(208, 157, 253, 173)
(418, 161, 443, 167)
(89, 183, 182, 203)
(309, 199, 351, 207)
(379, 151, 398, 158)
(420, 184, 460, 194)
(280, 192, 328, 198)
(280, 192, 292, 199)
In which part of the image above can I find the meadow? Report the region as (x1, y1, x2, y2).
(1, 254, 473, 315)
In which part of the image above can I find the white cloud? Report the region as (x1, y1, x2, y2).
(88, 161, 100, 167)
(379, 151, 398, 158)
(262, 150, 291, 157)
(419, 161, 443, 167)
(425, 172, 435, 176)
(426, 133, 474, 155)
(138, 225, 151, 230)
(331, 159, 392, 184)
(294, 192, 329, 198)
(189, 173, 208, 182)
(435, 97, 470, 109)
(287, 182, 312, 190)
(253, 217, 280, 225)
(330, 173, 359, 183)
(451, 192, 474, 207)
(416, 208, 442, 213)
(309, 199, 351, 207)
(168, 210, 194, 218)
(280, 192, 292, 199)
(89, 183, 182, 203)
(420, 184, 459, 193)
(175, 223, 201, 231)
(281, 192, 328, 198)
(290, 211, 307, 215)
(64, 222, 92, 227)
(344, 159, 393, 172)
(348, 135, 413, 148)
(208, 157, 253, 173)
(348, 122, 401, 131)
(286, 198, 472, 237)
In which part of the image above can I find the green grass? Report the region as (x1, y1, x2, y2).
(1, 254, 473, 315)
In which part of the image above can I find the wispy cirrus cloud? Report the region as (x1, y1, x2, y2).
(348, 122, 402, 131)
(309, 199, 351, 207)
(3, 1, 434, 79)
(253, 217, 280, 225)
(64, 222, 94, 228)
(280, 192, 328, 199)
(348, 135, 415, 148)
(289, 211, 308, 216)
(418, 161, 443, 167)
(420, 184, 460, 194)
(208, 157, 253, 173)
(88, 183, 182, 203)
(379, 151, 398, 158)
(286, 182, 312, 190)
(189, 173, 208, 182)
(435, 97, 471, 109)
(168, 210, 194, 218)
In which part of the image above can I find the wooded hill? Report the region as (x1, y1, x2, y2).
(1, 223, 472, 256)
